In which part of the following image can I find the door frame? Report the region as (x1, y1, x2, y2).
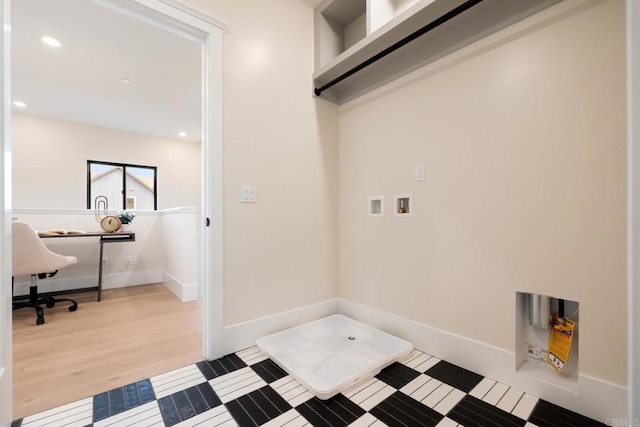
(0, 1, 224, 424)
(628, 0, 639, 421)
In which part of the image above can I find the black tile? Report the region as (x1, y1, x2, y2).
(296, 394, 366, 427)
(158, 395, 182, 427)
(93, 391, 110, 422)
(184, 385, 209, 415)
(108, 387, 127, 415)
(251, 386, 292, 418)
(376, 362, 421, 389)
(528, 399, 605, 427)
(370, 391, 444, 427)
(251, 359, 288, 383)
(197, 354, 247, 380)
(447, 395, 526, 427)
(123, 383, 141, 409)
(10, 420, 22, 427)
(225, 385, 291, 426)
(138, 379, 156, 403)
(197, 382, 222, 409)
(425, 361, 483, 393)
(225, 399, 259, 427)
(172, 391, 197, 421)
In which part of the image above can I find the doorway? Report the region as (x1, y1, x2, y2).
(0, 0, 224, 423)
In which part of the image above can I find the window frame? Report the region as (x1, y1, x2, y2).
(87, 160, 158, 211)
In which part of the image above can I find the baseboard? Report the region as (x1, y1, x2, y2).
(161, 271, 198, 302)
(337, 298, 627, 423)
(222, 299, 339, 355)
(13, 269, 163, 296)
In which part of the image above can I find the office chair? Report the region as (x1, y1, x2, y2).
(12, 221, 78, 325)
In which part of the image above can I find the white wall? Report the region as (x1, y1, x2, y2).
(183, 0, 341, 326)
(12, 208, 198, 300)
(11, 210, 164, 293)
(339, 0, 626, 389)
(11, 113, 200, 210)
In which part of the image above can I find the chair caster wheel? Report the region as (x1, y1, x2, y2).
(69, 304, 78, 312)
(36, 318, 44, 325)
(46, 298, 55, 308)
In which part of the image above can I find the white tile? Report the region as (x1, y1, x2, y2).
(271, 375, 298, 392)
(344, 378, 387, 405)
(349, 412, 387, 426)
(236, 346, 268, 366)
(22, 397, 93, 427)
(151, 365, 206, 398)
(436, 417, 460, 427)
(399, 374, 431, 396)
(406, 377, 443, 402)
(433, 388, 466, 415)
(209, 367, 267, 403)
(482, 382, 509, 406)
(174, 404, 237, 427)
(262, 409, 310, 427)
(422, 383, 454, 408)
(511, 393, 539, 420)
(525, 423, 539, 427)
(496, 387, 524, 413)
(272, 375, 314, 407)
(417, 357, 441, 373)
(343, 378, 379, 398)
(469, 377, 496, 400)
(358, 384, 396, 411)
(403, 350, 440, 372)
(94, 401, 162, 427)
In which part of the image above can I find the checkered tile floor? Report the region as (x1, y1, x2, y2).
(12, 347, 604, 427)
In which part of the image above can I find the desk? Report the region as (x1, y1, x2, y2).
(38, 231, 136, 301)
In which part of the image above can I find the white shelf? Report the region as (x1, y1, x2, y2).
(313, 0, 561, 104)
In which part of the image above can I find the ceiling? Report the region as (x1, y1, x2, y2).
(12, 0, 202, 143)
(11, 0, 320, 143)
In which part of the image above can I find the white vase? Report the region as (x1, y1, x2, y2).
(120, 223, 130, 232)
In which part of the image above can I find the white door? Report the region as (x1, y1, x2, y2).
(0, 0, 11, 424)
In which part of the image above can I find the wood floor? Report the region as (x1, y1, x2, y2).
(12, 283, 203, 420)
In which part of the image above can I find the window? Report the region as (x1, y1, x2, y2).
(87, 160, 157, 210)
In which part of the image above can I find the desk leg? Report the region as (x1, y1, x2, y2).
(97, 241, 104, 302)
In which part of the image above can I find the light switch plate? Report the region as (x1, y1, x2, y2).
(240, 185, 257, 203)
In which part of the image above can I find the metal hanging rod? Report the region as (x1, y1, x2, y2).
(313, 0, 484, 97)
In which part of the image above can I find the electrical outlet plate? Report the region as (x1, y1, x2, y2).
(415, 164, 425, 181)
(126, 256, 137, 265)
(240, 185, 257, 203)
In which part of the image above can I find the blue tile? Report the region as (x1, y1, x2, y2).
(93, 391, 111, 422)
(158, 396, 182, 427)
(173, 391, 196, 421)
(138, 378, 156, 403)
(108, 387, 127, 415)
(124, 383, 142, 409)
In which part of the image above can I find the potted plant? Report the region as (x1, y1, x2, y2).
(117, 210, 135, 230)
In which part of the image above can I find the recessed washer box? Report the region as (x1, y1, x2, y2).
(256, 314, 413, 400)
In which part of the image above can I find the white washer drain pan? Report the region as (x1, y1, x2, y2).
(256, 314, 412, 400)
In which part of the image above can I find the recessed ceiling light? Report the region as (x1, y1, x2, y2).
(121, 78, 131, 84)
(41, 36, 62, 48)
(178, 131, 187, 137)
(12, 101, 27, 108)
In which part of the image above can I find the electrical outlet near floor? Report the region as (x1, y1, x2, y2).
(126, 256, 137, 265)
